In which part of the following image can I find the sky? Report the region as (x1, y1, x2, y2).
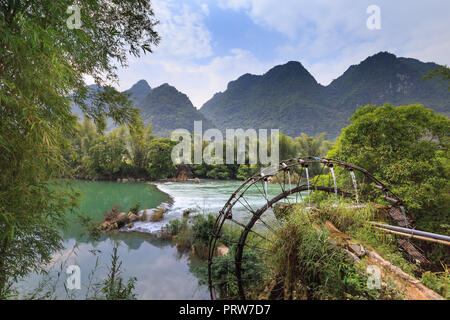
(106, 0, 450, 108)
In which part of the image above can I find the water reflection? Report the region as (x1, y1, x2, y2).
(16, 232, 209, 300)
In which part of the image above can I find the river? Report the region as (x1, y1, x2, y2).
(14, 179, 292, 299)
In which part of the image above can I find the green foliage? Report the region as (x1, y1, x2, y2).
(269, 208, 402, 299)
(101, 245, 137, 300)
(314, 201, 417, 275)
(207, 246, 268, 299)
(147, 138, 177, 179)
(129, 203, 141, 215)
(68, 117, 155, 180)
(165, 219, 184, 237)
(421, 264, 450, 299)
(191, 214, 216, 246)
(424, 65, 450, 90)
(88, 135, 129, 179)
(328, 104, 450, 265)
(0, 0, 159, 296)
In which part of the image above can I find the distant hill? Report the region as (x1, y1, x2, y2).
(200, 52, 450, 138)
(137, 83, 214, 137)
(326, 52, 449, 115)
(73, 52, 449, 139)
(72, 81, 213, 137)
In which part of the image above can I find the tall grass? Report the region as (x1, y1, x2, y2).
(267, 207, 402, 299)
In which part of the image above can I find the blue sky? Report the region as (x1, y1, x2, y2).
(106, 0, 450, 108)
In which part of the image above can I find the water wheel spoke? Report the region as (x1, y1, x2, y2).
(209, 158, 410, 300)
(228, 218, 267, 241)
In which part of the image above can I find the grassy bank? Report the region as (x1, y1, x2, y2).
(168, 200, 447, 300)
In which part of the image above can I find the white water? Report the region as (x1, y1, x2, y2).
(330, 167, 338, 199)
(305, 167, 310, 205)
(128, 180, 294, 234)
(349, 170, 359, 203)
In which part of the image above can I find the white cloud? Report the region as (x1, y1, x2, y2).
(200, 3, 210, 16)
(151, 0, 213, 60)
(135, 49, 276, 108)
(113, 0, 450, 108)
(219, 0, 450, 84)
(116, 0, 276, 108)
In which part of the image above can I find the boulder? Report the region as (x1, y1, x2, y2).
(194, 178, 200, 184)
(127, 222, 134, 228)
(122, 178, 129, 183)
(127, 212, 139, 222)
(348, 242, 366, 257)
(117, 212, 127, 221)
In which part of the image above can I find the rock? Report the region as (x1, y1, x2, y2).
(117, 178, 121, 182)
(127, 222, 134, 228)
(100, 221, 109, 230)
(127, 212, 139, 222)
(129, 177, 136, 182)
(345, 249, 361, 264)
(194, 178, 200, 184)
(348, 242, 366, 257)
(117, 212, 127, 221)
(122, 178, 129, 183)
(141, 210, 148, 221)
(217, 245, 229, 256)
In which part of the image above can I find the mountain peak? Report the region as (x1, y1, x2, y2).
(128, 79, 151, 92)
(137, 83, 214, 137)
(265, 60, 307, 74)
(264, 60, 318, 85)
(200, 53, 448, 139)
(362, 51, 398, 64)
(154, 83, 180, 93)
(124, 79, 152, 103)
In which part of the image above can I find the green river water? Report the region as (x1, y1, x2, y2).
(15, 179, 297, 299)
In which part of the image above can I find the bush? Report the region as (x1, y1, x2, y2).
(268, 208, 401, 299)
(149, 207, 166, 222)
(191, 214, 216, 246)
(421, 264, 450, 299)
(129, 202, 141, 215)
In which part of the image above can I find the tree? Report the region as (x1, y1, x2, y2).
(295, 133, 332, 175)
(278, 132, 297, 161)
(128, 118, 154, 170)
(424, 65, 450, 90)
(67, 116, 100, 178)
(328, 104, 449, 239)
(296, 132, 331, 158)
(88, 135, 129, 179)
(147, 139, 177, 179)
(0, 0, 159, 297)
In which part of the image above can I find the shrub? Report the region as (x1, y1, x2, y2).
(421, 264, 450, 299)
(149, 207, 166, 222)
(268, 208, 401, 299)
(129, 202, 141, 215)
